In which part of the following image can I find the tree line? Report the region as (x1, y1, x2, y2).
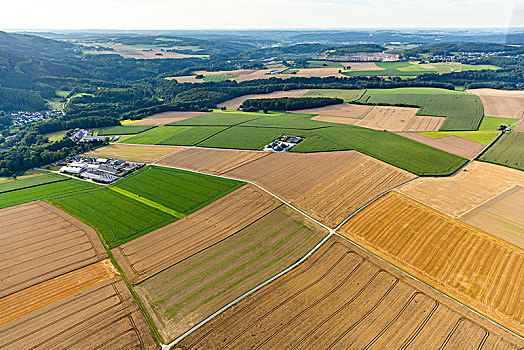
(240, 97, 343, 112)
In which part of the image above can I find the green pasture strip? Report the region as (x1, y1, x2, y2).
(0, 178, 98, 210)
(202, 74, 239, 82)
(479, 116, 520, 131)
(168, 112, 265, 127)
(303, 89, 365, 102)
(419, 131, 499, 145)
(120, 126, 193, 145)
(158, 126, 229, 146)
(112, 165, 244, 216)
(197, 126, 295, 150)
(96, 125, 155, 136)
(240, 114, 333, 129)
(0, 173, 68, 194)
(109, 186, 185, 219)
(49, 187, 177, 248)
(355, 88, 484, 131)
(480, 132, 524, 171)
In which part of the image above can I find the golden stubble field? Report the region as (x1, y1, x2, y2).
(83, 144, 185, 163)
(339, 191, 524, 336)
(175, 236, 524, 349)
(0, 201, 107, 298)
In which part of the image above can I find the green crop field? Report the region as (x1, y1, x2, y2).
(112, 166, 243, 215)
(120, 126, 193, 144)
(306, 60, 343, 68)
(281, 68, 298, 74)
(198, 126, 293, 150)
(0, 178, 97, 209)
(50, 187, 177, 248)
(0, 173, 68, 193)
(292, 125, 468, 176)
(168, 112, 263, 126)
(202, 74, 239, 82)
(478, 116, 520, 131)
(96, 125, 154, 136)
(343, 61, 436, 77)
(480, 132, 524, 171)
(419, 131, 499, 145)
(157, 126, 228, 146)
(355, 88, 484, 131)
(241, 114, 332, 129)
(303, 89, 365, 102)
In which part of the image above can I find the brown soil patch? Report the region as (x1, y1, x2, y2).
(302, 104, 444, 131)
(0, 273, 158, 349)
(0, 259, 116, 326)
(421, 64, 436, 69)
(339, 191, 524, 336)
(292, 155, 415, 227)
(166, 75, 201, 83)
(218, 89, 310, 109)
(395, 132, 484, 159)
(129, 111, 211, 126)
(468, 88, 524, 119)
(345, 62, 386, 71)
(0, 201, 107, 298)
(224, 151, 364, 202)
(83, 144, 185, 163)
(113, 185, 281, 284)
(398, 161, 524, 217)
(136, 205, 327, 342)
(177, 236, 524, 349)
(157, 148, 269, 174)
(460, 185, 524, 249)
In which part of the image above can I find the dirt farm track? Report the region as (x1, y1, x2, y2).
(176, 236, 524, 349)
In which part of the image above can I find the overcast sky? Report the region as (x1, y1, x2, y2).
(1, 0, 523, 30)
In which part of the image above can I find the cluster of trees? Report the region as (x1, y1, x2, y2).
(405, 42, 524, 56)
(240, 97, 343, 112)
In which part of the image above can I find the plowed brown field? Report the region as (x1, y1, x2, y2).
(113, 185, 281, 284)
(129, 111, 211, 126)
(83, 144, 185, 163)
(0, 272, 158, 349)
(468, 88, 524, 119)
(217, 89, 310, 109)
(339, 191, 524, 336)
(175, 236, 524, 349)
(460, 185, 524, 249)
(398, 161, 524, 217)
(292, 155, 415, 227)
(136, 205, 327, 342)
(0, 201, 107, 298)
(395, 132, 485, 159)
(299, 104, 445, 131)
(157, 148, 269, 175)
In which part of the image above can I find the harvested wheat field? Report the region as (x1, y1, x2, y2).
(157, 147, 269, 174)
(396, 132, 485, 159)
(0, 201, 107, 298)
(136, 205, 327, 342)
(339, 191, 524, 336)
(224, 151, 365, 203)
(113, 184, 281, 284)
(468, 89, 524, 119)
(217, 89, 310, 109)
(83, 144, 185, 163)
(398, 161, 524, 217)
(175, 236, 524, 349)
(460, 185, 524, 249)
(292, 67, 347, 78)
(129, 111, 211, 126)
(292, 153, 415, 227)
(299, 104, 445, 131)
(0, 266, 158, 349)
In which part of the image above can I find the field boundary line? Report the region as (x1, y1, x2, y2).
(458, 184, 520, 220)
(151, 147, 191, 164)
(162, 232, 334, 350)
(108, 187, 185, 219)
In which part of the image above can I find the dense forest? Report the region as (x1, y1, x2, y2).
(240, 97, 343, 112)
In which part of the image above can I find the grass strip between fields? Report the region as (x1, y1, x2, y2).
(109, 186, 185, 219)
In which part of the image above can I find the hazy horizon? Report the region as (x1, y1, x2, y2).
(1, 0, 523, 31)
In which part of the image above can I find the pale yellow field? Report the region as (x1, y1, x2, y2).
(468, 88, 524, 119)
(83, 144, 185, 163)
